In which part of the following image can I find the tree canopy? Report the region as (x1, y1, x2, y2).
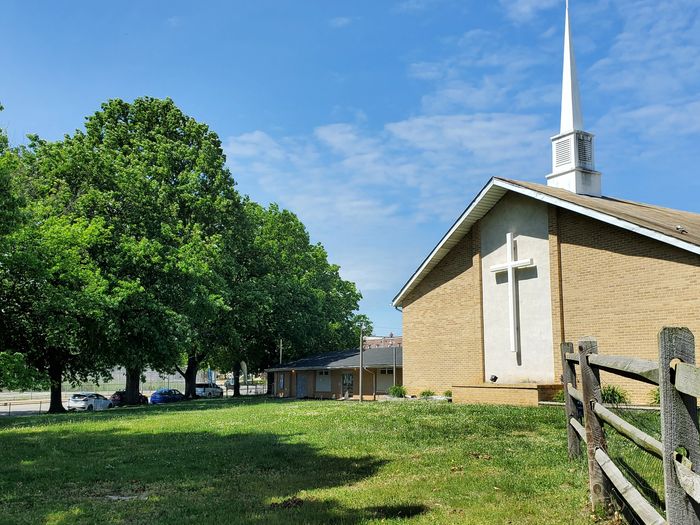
(0, 97, 371, 405)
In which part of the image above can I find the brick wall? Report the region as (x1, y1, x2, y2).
(401, 226, 484, 396)
(555, 209, 700, 404)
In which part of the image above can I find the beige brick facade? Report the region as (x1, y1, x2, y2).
(400, 196, 700, 406)
(554, 208, 700, 404)
(452, 383, 561, 406)
(402, 227, 484, 396)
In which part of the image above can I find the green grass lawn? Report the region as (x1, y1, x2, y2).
(0, 398, 597, 524)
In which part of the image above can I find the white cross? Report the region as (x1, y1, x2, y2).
(490, 233, 535, 354)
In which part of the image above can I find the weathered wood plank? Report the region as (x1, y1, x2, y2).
(674, 362, 700, 399)
(570, 417, 587, 443)
(659, 327, 700, 524)
(562, 342, 582, 459)
(593, 402, 663, 459)
(565, 352, 579, 363)
(567, 383, 583, 403)
(579, 338, 611, 510)
(588, 354, 659, 386)
(675, 457, 700, 505)
(595, 448, 666, 525)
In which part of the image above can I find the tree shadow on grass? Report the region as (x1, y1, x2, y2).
(0, 426, 425, 524)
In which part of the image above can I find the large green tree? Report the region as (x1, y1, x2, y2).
(1, 128, 112, 409)
(0, 211, 112, 410)
(28, 97, 252, 401)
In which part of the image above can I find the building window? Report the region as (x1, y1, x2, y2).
(278, 374, 285, 389)
(379, 368, 393, 375)
(316, 370, 331, 392)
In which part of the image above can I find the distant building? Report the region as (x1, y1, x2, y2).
(267, 346, 403, 400)
(363, 333, 402, 349)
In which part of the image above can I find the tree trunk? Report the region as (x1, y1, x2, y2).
(125, 367, 142, 405)
(233, 362, 241, 397)
(182, 356, 199, 399)
(48, 357, 66, 413)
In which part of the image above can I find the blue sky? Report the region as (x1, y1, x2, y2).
(2, 0, 700, 336)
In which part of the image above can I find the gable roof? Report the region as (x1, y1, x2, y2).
(393, 177, 700, 307)
(266, 346, 403, 373)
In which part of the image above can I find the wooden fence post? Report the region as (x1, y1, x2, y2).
(561, 342, 582, 459)
(659, 327, 700, 524)
(579, 337, 611, 511)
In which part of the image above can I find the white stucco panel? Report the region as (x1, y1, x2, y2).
(480, 193, 555, 384)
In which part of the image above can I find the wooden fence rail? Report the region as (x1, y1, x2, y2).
(562, 327, 700, 524)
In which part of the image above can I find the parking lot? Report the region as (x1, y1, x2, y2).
(0, 384, 267, 416)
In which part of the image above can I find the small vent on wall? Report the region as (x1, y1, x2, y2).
(577, 133, 593, 167)
(555, 138, 572, 167)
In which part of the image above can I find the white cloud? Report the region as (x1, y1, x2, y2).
(396, 0, 446, 12)
(224, 105, 551, 296)
(314, 123, 378, 157)
(408, 62, 449, 81)
(329, 16, 354, 28)
(590, 0, 700, 102)
(500, 0, 561, 23)
(386, 113, 548, 164)
(586, 0, 700, 173)
(224, 131, 285, 161)
(600, 100, 700, 139)
(408, 29, 552, 114)
(166, 16, 182, 28)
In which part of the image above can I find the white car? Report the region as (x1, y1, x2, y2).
(195, 383, 224, 398)
(67, 392, 113, 411)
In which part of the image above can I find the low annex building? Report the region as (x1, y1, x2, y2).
(267, 347, 403, 400)
(392, 3, 700, 406)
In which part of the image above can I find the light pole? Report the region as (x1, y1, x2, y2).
(359, 325, 364, 402)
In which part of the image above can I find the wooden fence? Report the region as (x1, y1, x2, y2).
(562, 327, 700, 525)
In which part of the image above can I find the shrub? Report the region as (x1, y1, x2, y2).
(443, 390, 452, 398)
(601, 385, 630, 405)
(552, 390, 566, 403)
(419, 390, 435, 399)
(387, 385, 407, 398)
(649, 387, 660, 406)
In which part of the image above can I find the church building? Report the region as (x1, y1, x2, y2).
(392, 2, 700, 405)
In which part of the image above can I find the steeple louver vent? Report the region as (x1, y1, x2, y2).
(555, 138, 572, 167)
(577, 133, 592, 167)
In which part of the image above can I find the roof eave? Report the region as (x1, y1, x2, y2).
(266, 364, 403, 373)
(392, 177, 700, 307)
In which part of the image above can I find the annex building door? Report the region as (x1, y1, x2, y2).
(296, 374, 308, 398)
(342, 373, 354, 398)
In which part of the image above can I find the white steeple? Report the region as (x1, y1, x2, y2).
(546, 0, 602, 197)
(560, 0, 583, 134)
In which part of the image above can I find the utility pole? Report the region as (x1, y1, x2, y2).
(279, 338, 283, 364)
(359, 325, 364, 402)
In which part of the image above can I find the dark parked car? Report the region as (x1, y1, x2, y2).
(150, 388, 186, 404)
(110, 390, 148, 406)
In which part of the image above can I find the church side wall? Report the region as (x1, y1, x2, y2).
(556, 209, 700, 404)
(401, 227, 483, 396)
